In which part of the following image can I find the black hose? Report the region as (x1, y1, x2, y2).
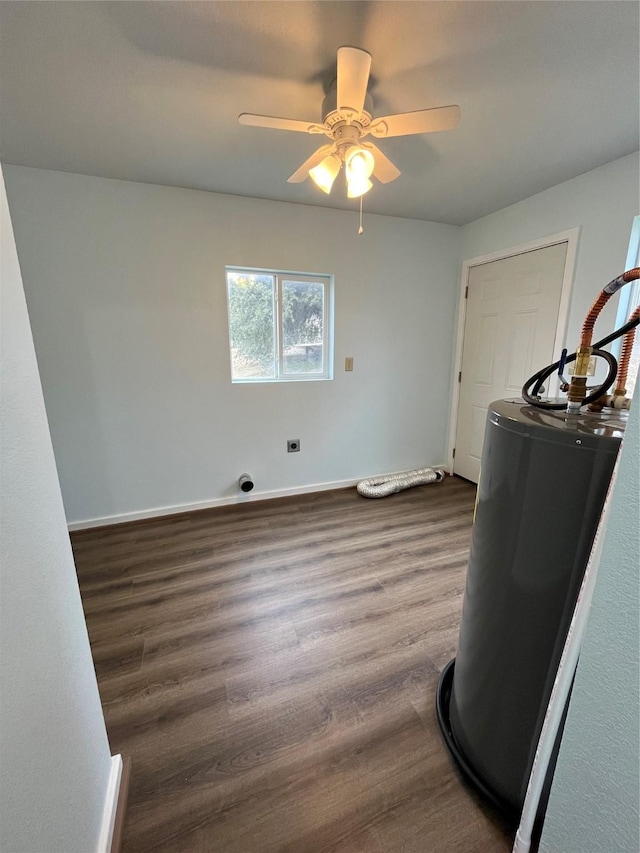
(522, 315, 640, 410)
(590, 315, 640, 350)
(524, 349, 618, 410)
(529, 348, 616, 399)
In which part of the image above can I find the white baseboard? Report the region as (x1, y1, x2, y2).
(68, 465, 450, 531)
(96, 754, 122, 853)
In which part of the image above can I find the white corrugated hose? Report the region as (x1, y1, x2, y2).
(357, 467, 445, 498)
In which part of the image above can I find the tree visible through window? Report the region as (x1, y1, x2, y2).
(226, 269, 332, 382)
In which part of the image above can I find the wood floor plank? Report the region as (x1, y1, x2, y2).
(73, 475, 513, 852)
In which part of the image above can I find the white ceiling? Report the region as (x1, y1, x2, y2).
(0, 1, 638, 225)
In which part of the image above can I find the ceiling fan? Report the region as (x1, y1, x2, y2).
(238, 46, 460, 199)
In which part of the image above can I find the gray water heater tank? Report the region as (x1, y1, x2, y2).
(438, 399, 626, 819)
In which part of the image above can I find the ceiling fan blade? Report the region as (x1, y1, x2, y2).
(239, 113, 326, 134)
(369, 105, 461, 138)
(287, 145, 334, 183)
(336, 46, 372, 116)
(362, 143, 401, 184)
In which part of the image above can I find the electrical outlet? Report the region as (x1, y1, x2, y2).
(345, 357, 354, 371)
(287, 439, 300, 453)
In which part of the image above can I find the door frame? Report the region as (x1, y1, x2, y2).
(447, 227, 580, 475)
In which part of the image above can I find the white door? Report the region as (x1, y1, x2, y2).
(454, 242, 568, 483)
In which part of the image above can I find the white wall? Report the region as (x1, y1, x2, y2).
(0, 169, 114, 850)
(461, 152, 639, 356)
(4, 155, 637, 528)
(3, 165, 460, 526)
(539, 398, 639, 853)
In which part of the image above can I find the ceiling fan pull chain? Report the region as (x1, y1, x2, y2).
(358, 196, 364, 235)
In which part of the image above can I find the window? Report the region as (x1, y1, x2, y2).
(613, 216, 640, 395)
(226, 268, 333, 382)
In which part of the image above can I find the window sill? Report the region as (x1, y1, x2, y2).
(231, 375, 333, 385)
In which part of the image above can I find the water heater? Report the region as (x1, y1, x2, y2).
(437, 399, 626, 820)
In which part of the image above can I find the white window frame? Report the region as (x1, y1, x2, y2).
(226, 267, 334, 383)
(612, 215, 640, 354)
(611, 216, 640, 394)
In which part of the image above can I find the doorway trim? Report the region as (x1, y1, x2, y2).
(447, 227, 580, 474)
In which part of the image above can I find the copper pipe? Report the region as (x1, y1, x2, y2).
(567, 267, 640, 410)
(580, 267, 640, 349)
(614, 304, 640, 395)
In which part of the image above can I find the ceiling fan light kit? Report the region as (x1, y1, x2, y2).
(309, 154, 341, 194)
(344, 145, 374, 199)
(238, 45, 460, 211)
(347, 176, 372, 200)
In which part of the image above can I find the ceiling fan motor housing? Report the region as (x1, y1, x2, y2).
(321, 84, 374, 133)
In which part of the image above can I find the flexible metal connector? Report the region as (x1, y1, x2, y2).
(603, 267, 640, 294)
(580, 267, 640, 347)
(580, 267, 640, 349)
(614, 304, 640, 395)
(567, 267, 640, 411)
(357, 467, 445, 498)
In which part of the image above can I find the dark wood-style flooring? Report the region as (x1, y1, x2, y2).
(72, 475, 513, 852)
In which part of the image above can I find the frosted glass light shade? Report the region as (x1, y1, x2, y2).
(309, 155, 341, 193)
(345, 146, 375, 198)
(347, 176, 373, 198)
